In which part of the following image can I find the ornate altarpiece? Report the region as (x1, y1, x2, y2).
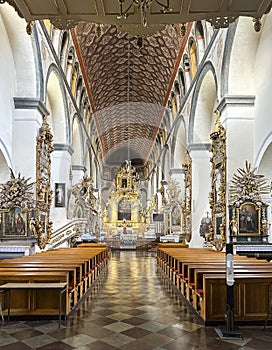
(35, 116, 54, 249)
(229, 161, 270, 243)
(0, 170, 35, 240)
(103, 161, 142, 235)
(182, 150, 192, 242)
(208, 111, 227, 251)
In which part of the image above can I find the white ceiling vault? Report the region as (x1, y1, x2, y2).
(3, 0, 272, 166)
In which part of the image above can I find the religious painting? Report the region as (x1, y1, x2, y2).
(215, 214, 223, 236)
(118, 199, 131, 221)
(238, 202, 260, 235)
(3, 207, 27, 236)
(171, 206, 181, 226)
(55, 183, 65, 207)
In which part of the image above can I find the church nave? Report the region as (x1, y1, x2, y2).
(1, 251, 272, 350)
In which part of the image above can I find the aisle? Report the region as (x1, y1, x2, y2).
(0, 251, 271, 349)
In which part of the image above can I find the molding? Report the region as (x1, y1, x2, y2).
(188, 143, 210, 152)
(53, 143, 74, 155)
(169, 168, 184, 176)
(72, 165, 87, 172)
(14, 97, 50, 116)
(217, 95, 255, 113)
(177, 29, 220, 114)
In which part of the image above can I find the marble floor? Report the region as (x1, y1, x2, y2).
(1, 250, 272, 349)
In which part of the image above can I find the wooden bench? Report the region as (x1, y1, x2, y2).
(203, 273, 272, 324)
(157, 247, 272, 324)
(0, 245, 109, 320)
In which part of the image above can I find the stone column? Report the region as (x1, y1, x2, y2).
(51, 144, 73, 229)
(13, 98, 47, 179)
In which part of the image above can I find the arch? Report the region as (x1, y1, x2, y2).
(255, 130, 272, 168)
(76, 76, 83, 104)
(60, 31, 69, 69)
(171, 115, 187, 168)
(46, 65, 69, 144)
(183, 54, 192, 92)
(84, 144, 91, 177)
(221, 18, 258, 96)
(257, 142, 272, 183)
(189, 62, 218, 144)
(0, 5, 40, 98)
(71, 63, 79, 96)
(195, 21, 205, 62)
(71, 115, 84, 166)
(0, 140, 12, 182)
(189, 38, 197, 78)
(66, 47, 75, 82)
(178, 69, 186, 98)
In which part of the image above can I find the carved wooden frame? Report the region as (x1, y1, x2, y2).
(209, 111, 227, 249)
(182, 150, 192, 242)
(35, 116, 54, 249)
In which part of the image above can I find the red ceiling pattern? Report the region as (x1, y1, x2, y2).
(74, 23, 185, 165)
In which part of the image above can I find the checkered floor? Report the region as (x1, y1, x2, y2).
(1, 250, 272, 349)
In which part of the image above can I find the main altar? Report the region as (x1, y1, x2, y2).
(103, 161, 144, 235)
(102, 161, 156, 248)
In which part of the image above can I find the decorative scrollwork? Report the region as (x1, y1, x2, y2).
(229, 161, 270, 206)
(182, 149, 192, 242)
(35, 116, 54, 249)
(209, 110, 227, 250)
(0, 169, 34, 209)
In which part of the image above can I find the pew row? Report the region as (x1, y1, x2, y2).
(157, 246, 272, 324)
(0, 244, 109, 319)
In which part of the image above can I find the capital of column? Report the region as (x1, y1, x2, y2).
(54, 143, 74, 156)
(14, 97, 50, 116)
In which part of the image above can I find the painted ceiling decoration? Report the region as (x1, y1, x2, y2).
(2, 0, 272, 166)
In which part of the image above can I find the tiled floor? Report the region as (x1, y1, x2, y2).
(1, 250, 272, 349)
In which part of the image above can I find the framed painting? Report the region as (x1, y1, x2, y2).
(55, 183, 65, 207)
(3, 207, 27, 237)
(215, 213, 223, 236)
(238, 202, 260, 235)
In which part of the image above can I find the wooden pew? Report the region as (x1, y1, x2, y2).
(0, 245, 109, 320)
(0, 271, 69, 317)
(203, 273, 272, 324)
(157, 246, 272, 324)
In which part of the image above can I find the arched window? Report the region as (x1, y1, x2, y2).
(178, 69, 186, 97)
(71, 64, 79, 96)
(66, 48, 74, 83)
(195, 21, 205, 62)
(60, 32, 69, 69)
(183, 55, 192, 91)
(174, 80, 181, 110)
(76, 77, 83, 102)
(189, 39, 197, 78)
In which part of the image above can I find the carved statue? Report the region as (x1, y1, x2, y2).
(229, 218, 238, 236)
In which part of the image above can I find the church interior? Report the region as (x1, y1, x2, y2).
(1, 1, 272, 349)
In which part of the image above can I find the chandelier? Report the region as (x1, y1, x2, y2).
(117, 0, 172, 27)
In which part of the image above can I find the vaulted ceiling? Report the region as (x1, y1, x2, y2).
(3, 0, 272, 166)
(73, 23, 186, 165)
